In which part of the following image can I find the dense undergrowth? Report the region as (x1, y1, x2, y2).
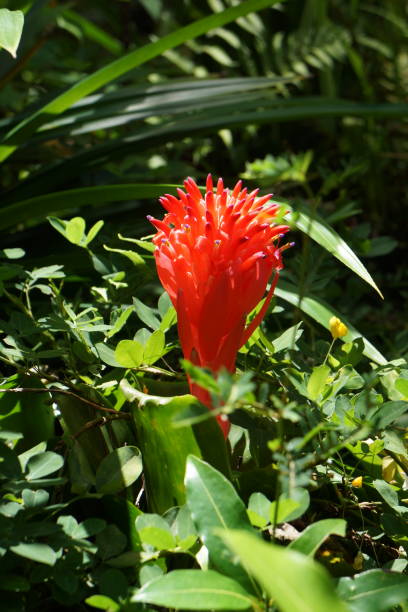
(0, 1, 407, 611)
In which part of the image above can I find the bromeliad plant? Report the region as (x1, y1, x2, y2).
(148, 175, 291, 435)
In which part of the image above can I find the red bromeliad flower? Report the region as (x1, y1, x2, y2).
(148, 175, 290, 436)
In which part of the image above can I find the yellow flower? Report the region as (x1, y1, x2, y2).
(329, 316, 348, 339)
(351, 476, 363, 488)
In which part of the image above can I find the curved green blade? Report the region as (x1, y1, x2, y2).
(0, 0, 282, 162)
(286, 202, 383, 298)
(275, 280, 387, 365)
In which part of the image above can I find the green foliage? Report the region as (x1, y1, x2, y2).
(0, 1, 407, 610)
(0, 9, 24, 58)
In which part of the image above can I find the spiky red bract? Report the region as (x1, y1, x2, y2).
(149, 175, 289, 436)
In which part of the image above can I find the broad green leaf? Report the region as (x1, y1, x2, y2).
(85, 595, 120, 611)
(143, 330, 166, 365)
(272, 322, 303, 352)
(287, 204, 383, 297)
(133, 297, 161, 330)
(247, 492, 271, 527)
(115, 339, 144, 368)
(222, 530, 348, 612)
(337, 569, 408, 612)
(0, 0, 281, 161)
(136, 514, 176, 550)
(289, 519, 347, 556)
(131, 569, 254, 610)
(65, 216, 86, 245)
(270, 498, 300, 524)
(122, 381, 203, 514)
(270, 488, 310, 523)
(370, 400, 408, 429)
(0, 9, 24, 58)
(95, 446, 142, 494)
(185, 456, 256, 592)
(372, 479, 407, 515)
(95, 342, 122, 367)
(395, 377, 408, 397)
(275, 280, 387, 365)
(1, 247, 24, 259)
(307, 364, 330, 401)
(22, 489, 49, 509)
(10, 542, 57, 566)
(26, 451, 64, 480)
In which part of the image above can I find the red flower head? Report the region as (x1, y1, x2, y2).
(148, 175, 290, 436)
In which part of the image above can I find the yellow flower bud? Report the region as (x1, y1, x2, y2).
(351, 476, 363, 488)
(329, 316, 348, 339)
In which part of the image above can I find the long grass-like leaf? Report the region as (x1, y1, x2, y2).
(0, 184, 178, 230)
(4, 98, 407, 205)
(0, 0, 282, 162)
(287, 203, 383, 298)
(275, 281, 387, 365)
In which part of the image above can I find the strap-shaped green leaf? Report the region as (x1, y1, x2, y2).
(287, 203, 383, 297)
(275, 281, 387, 364)
(0, 0, 282, 162)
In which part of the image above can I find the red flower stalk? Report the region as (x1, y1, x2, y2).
(148, 175, 290, 436)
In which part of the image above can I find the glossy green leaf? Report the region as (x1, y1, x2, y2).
(115, 340, 144, 368)
(65, 216, 86, 245)
(0, 184, 178, 230)
(143, 330, 166, 365)
(122, 381, 203, 514)
(372, 479, 407, 515)
(95, 342, 122, 367)
(10, 542, 57, 566)
(185, 456, 256, 592)
(270, 488, 310, 523)
(289, 519, 347, 556)
(131, 569, 254, 610)
(247, 492, 271, 527)
(275, 281, 387, 364)
(25, 451, 64, 480)
(85, 595, 120, 611)
(0, 0, 281, 161)
(370, 400, 408, 429)
(21, 488, 49, 509)
(0, 9, 24, 58)
(307, 364, 330, 401)
(222, 530, 348, 612)
(136, 514, 176, 550)
(287, 204, 383, 297)
(337, 569, 408, 612)
(95, 446, 142, 494)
